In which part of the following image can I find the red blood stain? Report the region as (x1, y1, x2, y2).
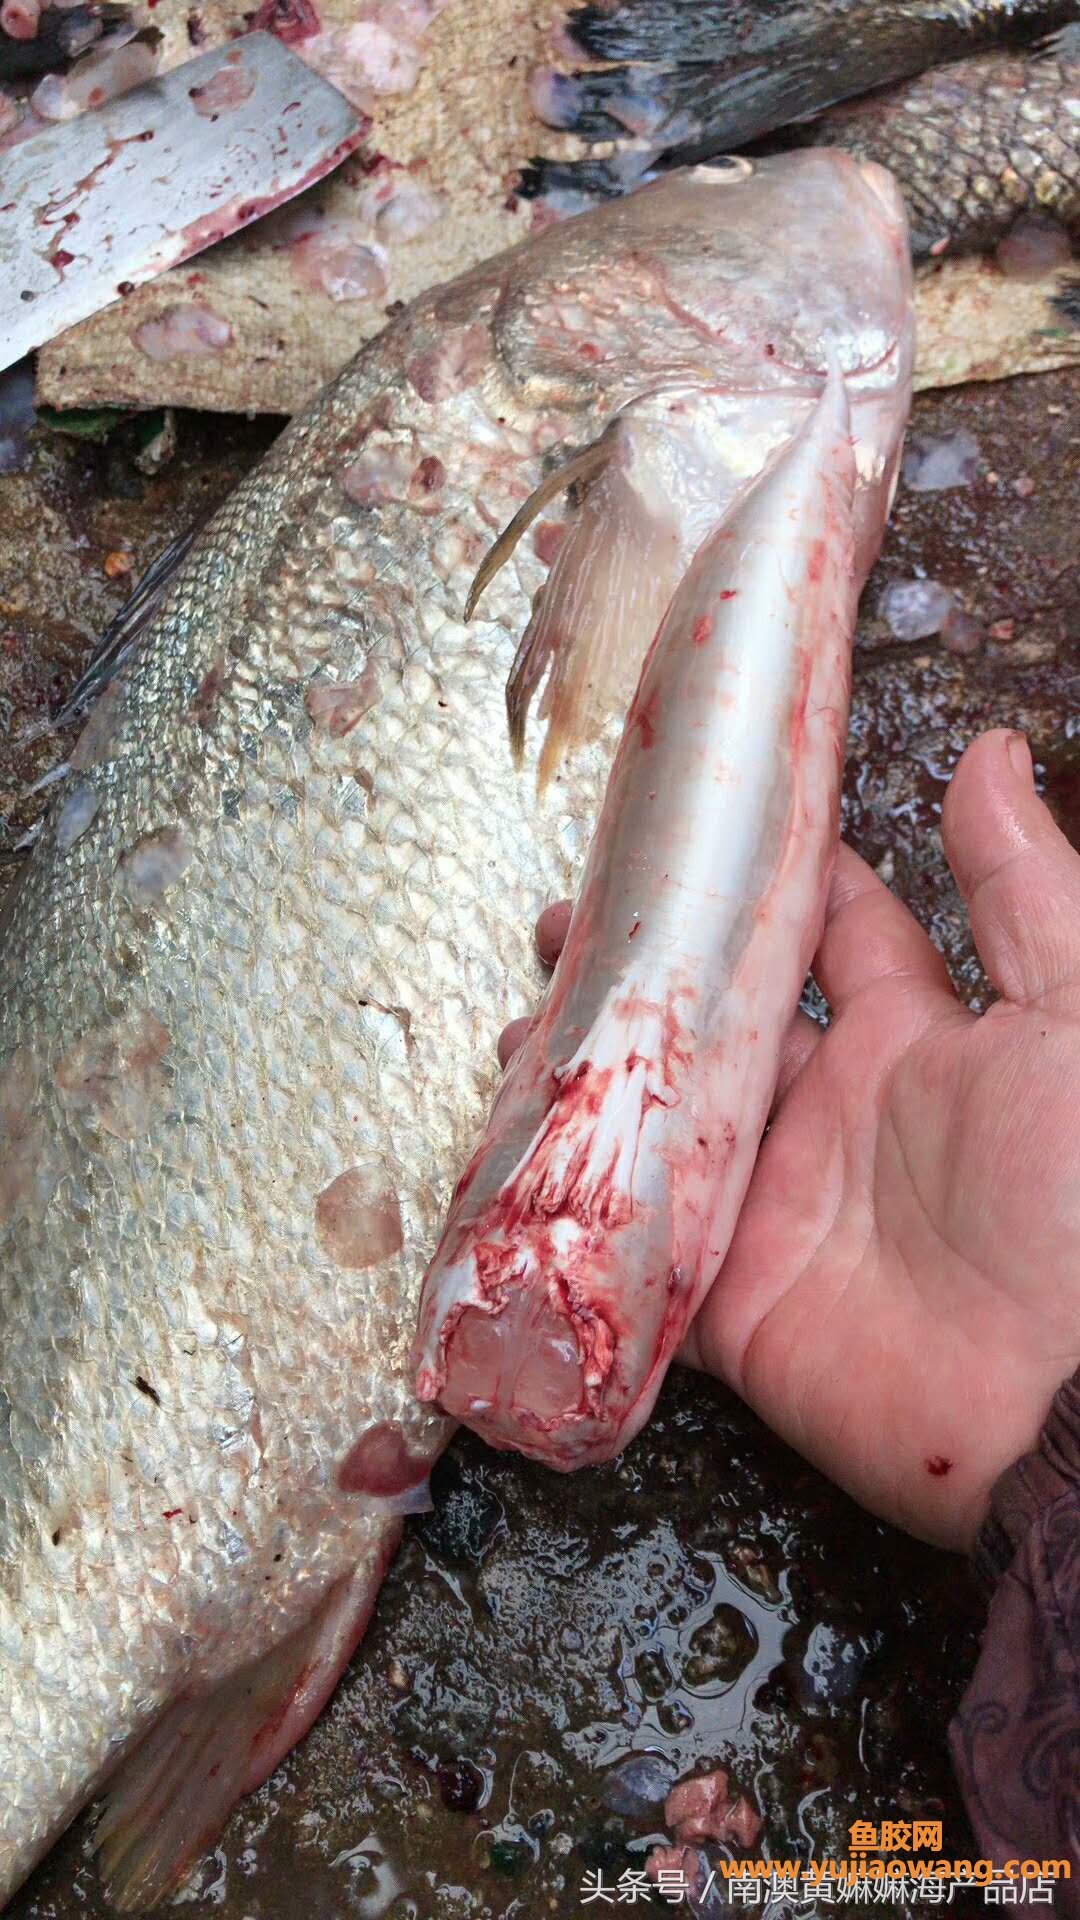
(627, 918, 641, 940)
(577, 341, 600, 361)
(191, 652, 226, 726)
(249, 1660, 316, 1752)
(533, 520, 566, 567)
(926, 1455, 952, 1477)
(413, 455, 445, 492)
(718, 589, 737, 601)
(250, 0, 319, 41)
(630, 688, 660, 750)
(691, 616, 711, 647)
(162, 1508, 182, 1519)
(339, 1420, 429, 1495)
(788, 641, 813, 759)
(764, 343, 775, 358)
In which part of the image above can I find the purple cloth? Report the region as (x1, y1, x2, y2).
(949, 1371, 1080, 1914)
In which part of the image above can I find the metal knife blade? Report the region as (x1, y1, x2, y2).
(0, 31, 365, 372)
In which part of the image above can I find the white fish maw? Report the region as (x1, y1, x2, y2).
(414, 368, 862, 1466)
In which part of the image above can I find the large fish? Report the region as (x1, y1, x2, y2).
(0, 153, 909, 1909)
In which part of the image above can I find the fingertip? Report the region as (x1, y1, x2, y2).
(826, 841, 882, 915)
(535, 898, 572, 968)
(943, 727, 1080, 1010)
(497, 1015, 532, 1069)
(941, 729, 1035, 882)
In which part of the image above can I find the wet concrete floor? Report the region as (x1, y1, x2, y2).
(2, 366, 1078, 1918)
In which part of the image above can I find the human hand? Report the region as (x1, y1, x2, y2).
(502, 730, 1080, 1550)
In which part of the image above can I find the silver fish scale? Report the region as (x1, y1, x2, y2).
(0, 292, 615, 1889)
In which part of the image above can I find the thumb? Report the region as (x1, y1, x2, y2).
(942, 729, 1080, 1013)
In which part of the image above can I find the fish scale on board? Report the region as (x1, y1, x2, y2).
(0, 155, 912, 1907)
(534, 0, 1078, 158)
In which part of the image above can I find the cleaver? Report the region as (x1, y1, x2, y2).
(0, 30, 365, 372)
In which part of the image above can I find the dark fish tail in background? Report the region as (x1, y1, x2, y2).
(525, 0, 1080, 258)
(533, 0, 1077, 155)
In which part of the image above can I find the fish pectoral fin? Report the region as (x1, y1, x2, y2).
(488, 420, 685, 788)
(94, 1545, 399, 1911)
(465, 430, 612, 624)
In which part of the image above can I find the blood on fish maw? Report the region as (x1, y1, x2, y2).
(411, 455, 444, 496)
(305, 667, 379, 737)
(118, 828, 192, 904)
(70, 682, 123, 770)
(533, 520, 566, 567)
(405, 325, 489, 404)
(189, 63, 254, 116)
(55, 1012, 171, 1141)
(134, 306, 232, 362)
(338, 1420, 428, 1494)
(55, 780, 99, 853)
(250, 0, 319, 43)
(314, 1166, 403, 1269)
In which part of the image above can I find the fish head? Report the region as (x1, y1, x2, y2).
(495, 153, 912, 572)
(496, 151, 912, 405)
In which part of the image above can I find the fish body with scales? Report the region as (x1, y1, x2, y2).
(1, 154, 908, 1907)
(798, 40, 1080, 257)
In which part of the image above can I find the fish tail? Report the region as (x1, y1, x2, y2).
(415, 366, 858, 1468)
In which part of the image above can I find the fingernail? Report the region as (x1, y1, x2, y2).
(1006, 731, 1032, 782)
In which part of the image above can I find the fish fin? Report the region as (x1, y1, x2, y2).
(1051, 275, 1080, 330)
(465, 433, 611, 622)
(537, 1, 1013, 165)
(51, 521, 202, 731)
(95, 1543, 399, 1911)
(507, 433, 684, 791)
